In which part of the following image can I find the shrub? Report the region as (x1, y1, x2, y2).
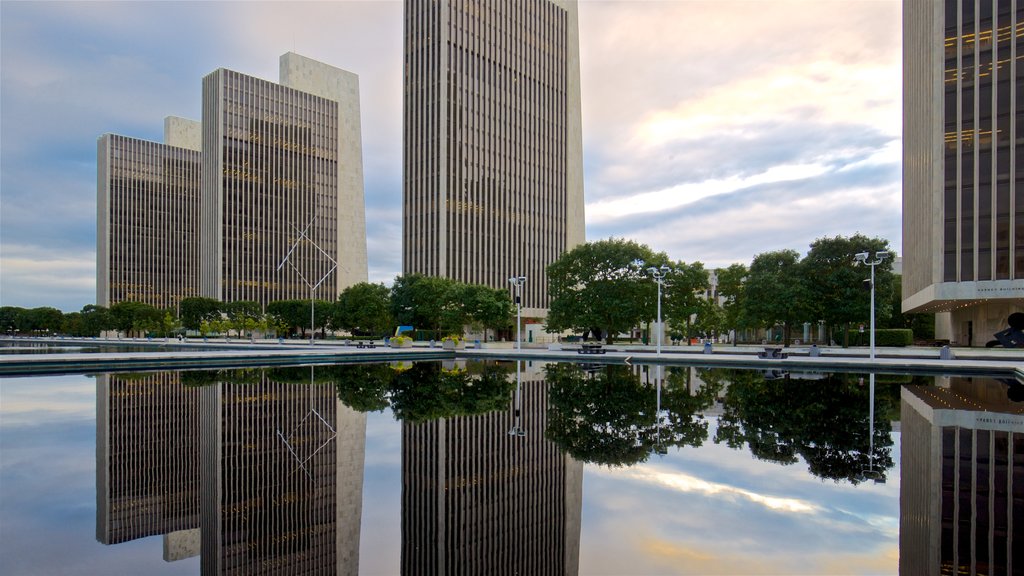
(846, 329, 913, 347)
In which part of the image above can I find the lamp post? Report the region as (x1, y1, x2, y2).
(508, 276, 526, 351)
(852, 251, 889, 360)
(647, 265, 671, 355)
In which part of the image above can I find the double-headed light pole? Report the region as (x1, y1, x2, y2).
(508, 276, 526, 351)
(852, 250, 889, 360)
(647, 265, 671, 355)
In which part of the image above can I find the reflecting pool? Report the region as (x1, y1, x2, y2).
(0, 361, 1020, 575)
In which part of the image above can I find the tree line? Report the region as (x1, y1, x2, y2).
(2, 234, 930, 344)
(545, 234, 932, 345)
(0, 274, 514, 340)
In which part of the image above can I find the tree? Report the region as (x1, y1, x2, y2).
(267, 299, 307, 338)
(80, 305, 112, 336)
(743, 250, 809, 345)
(390, 274, 460, 337)
(27, 307, 64, 334)
(109, 301, 161, 337)
(716, 263, 749, 340)
(801, 234, 894, 346)
(335, 282, 393, 336)
(881, 275, 934, 340)
(460, 284, 513, 340)
(546, 238, 667, 343)
(662, 261, 710, 338)
(179, 297, 222, 331)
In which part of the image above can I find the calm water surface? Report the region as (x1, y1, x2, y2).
(0, 361, 1020, 575)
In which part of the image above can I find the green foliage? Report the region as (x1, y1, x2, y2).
(335, 282, 393, 336)
(178, 297, 222, 330)
(716, 263, 750, 330)
(109, 301, 163, 337)
(390, 274, 461, 336)
(459, 284, 513, 338)
(546, 238, 667, 342)
(801, 234, 894, 345)
(846, 329, 914, 347)
(663, 261, 710, 336)
(743, 250, 809, 345)
(880, 275, 934, 340)
(267, 299, 308, 337)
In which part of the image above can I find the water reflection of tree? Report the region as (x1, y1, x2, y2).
(387, 363, 513, 422)
(544, 364, 718, 467)
(706, 368, 898, 484)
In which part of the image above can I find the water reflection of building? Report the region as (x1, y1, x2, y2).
(97, 369, 366, 573)
(95, 373, 202, 557)
(900, 378, 1024, 575)
(401, 363, 583, 574)
(200, 372, 365, 575)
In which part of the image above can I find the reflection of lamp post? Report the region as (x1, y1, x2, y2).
(852, 251, 889, 360)
(859, 373, 885, 483)
(654, 364, 668, 456)
(646, 265, 671, 355)
(508, 276, 526, 351)
(508, 360, 525, 437)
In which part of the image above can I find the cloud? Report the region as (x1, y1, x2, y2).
(0, 244, 96, 310)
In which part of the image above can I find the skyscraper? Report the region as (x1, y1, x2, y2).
(402, 0, 585, 315)
(98, 53, 367, 312)
(202, 53, 367, 307)
(96, 118, 203, 309)
(902, 0, 1024, 345)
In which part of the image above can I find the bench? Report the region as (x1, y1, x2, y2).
(758, 347, 787, 359)
(355, 341, 376, 349)
(578, 343, 606, 355)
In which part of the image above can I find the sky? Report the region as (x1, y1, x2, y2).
(0, 0, 904, 312)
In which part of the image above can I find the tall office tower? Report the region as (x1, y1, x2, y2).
(95, 372, 201, 557)
(899, 379, 1023, 574)
(401, 365, 583, 574)
(902, 0, 1024, 345)
(96, 118, 203, 308)
(402, 0, 585, 315)
(201, 53, 367, 307)
(200, 371, 366, 575)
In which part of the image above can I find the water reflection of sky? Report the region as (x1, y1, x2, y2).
(0, 375, 197, 575)
(578, 419, 901, 575)
(1, 373, 901, 575)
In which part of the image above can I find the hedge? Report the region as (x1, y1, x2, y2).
(846, 329, 913, 347)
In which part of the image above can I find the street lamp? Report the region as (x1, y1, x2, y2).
(647, 265, 671, 355)
(508, 276, 526, 351)
(852, 251, 889, 360)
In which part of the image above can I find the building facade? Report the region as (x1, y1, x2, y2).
(95, 372, 201, 553)
(98, 53, 366, 312)
(903, 0, 1024, 345)
(96, 119, 203, 309)
(401, 363, 583, 574)
(402, 0, 585, 316)
(202, 53, 367, 307)
(899, 379, 1023, 574)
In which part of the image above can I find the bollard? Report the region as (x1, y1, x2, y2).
(703, 341, 713, 355)
(939, 345, 955, 360)
(809, 344, 821, 357)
